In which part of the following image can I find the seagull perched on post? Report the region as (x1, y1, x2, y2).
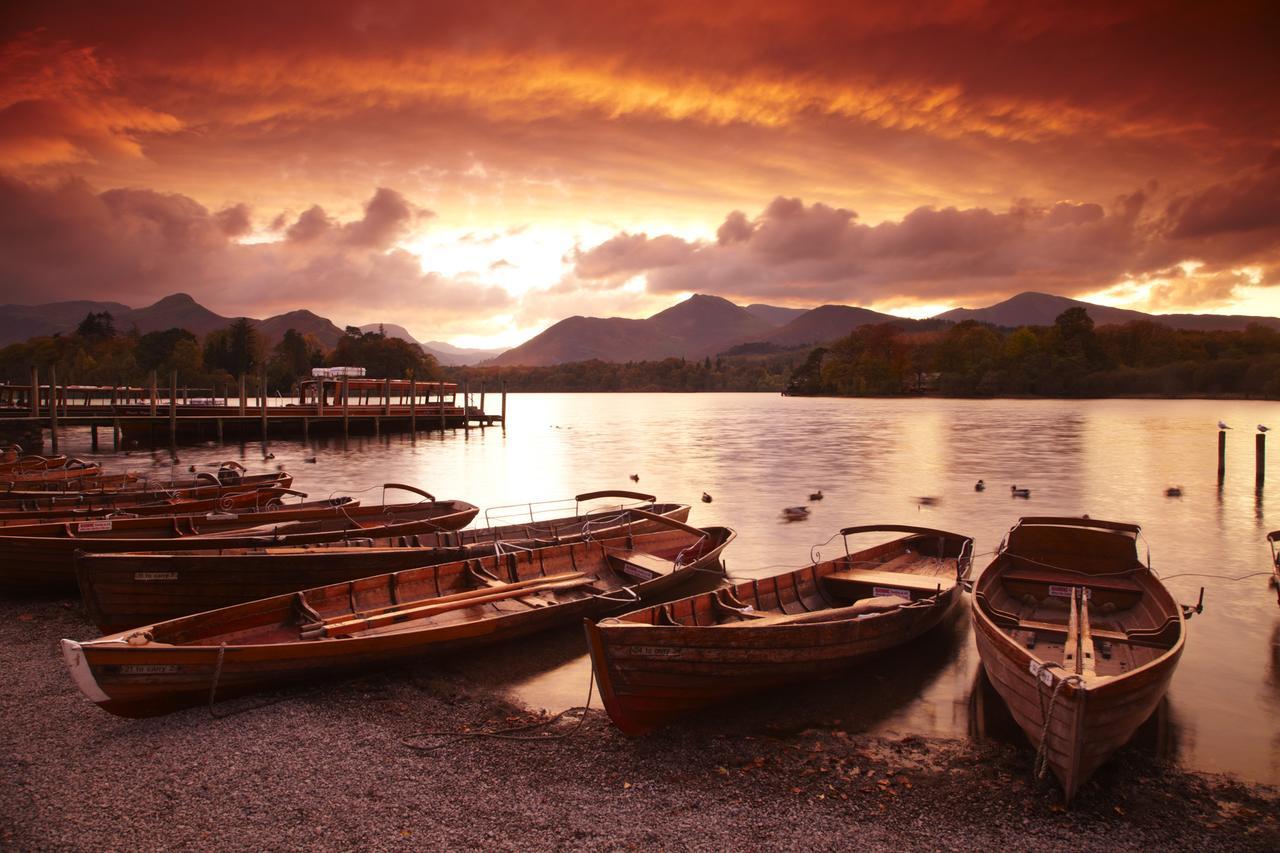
(1218, 421, 1232, 430)
(1260, 425, 1271, 433)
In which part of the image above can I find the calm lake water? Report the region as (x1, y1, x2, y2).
(60, 393, 1280, 784)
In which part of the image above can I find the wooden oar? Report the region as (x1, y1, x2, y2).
(303, 572, 590, 638)
(714, 595, 906, 628)
(314, 570, 586, 625)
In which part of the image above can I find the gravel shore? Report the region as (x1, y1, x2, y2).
(2, 594, 1275, 851)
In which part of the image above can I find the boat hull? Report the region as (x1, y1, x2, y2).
(76, 503, 690, 630)
(587, 584, 964, 735)
(64, 525, 733, 718)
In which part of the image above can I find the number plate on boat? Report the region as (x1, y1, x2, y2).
(76, 520, 112, 532)
(134, 572, 179, 581)
(629, 646, 679, 657)
(118, 664, 180, 674)
(873, 586, 911, 600)
(1048, 585, 1090, 599)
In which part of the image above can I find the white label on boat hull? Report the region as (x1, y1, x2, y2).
(118, 664, 180, 674)
(134, 572, 179, 581)
(873, 586, 911, 600)
(629, 646, 679, 657)
(76, 520, 112, 532)
(620, 565, 657, 581)
(1048, 585, 1090, 599)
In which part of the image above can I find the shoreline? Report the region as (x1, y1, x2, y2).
(3, 595, 1276, 850)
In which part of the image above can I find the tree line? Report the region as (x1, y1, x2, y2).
(784, 308, 1280, 399)
(445, 352, 800, 392)
(0, 313, 439, 394)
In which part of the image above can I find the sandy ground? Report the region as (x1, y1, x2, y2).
(1, 594, 1276, 852)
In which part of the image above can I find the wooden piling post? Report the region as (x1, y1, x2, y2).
(169, 370, 178, 444)
(383, 378, 391, 417)
(439, 382, 446, 431)
(342, 376, 350, 437)
(149, 370, 157, 416)
(479, 383, 486, 428)
(238, 374, 246, 417)
(501, 382, 507, 428)
(91, 423, 98, 450)
(29, 366, 39, 419)
(260, 368, 269, 442)
(217, 418, 224, 442)
(1218, 429, 1227, 484)
(409, 370, 417, 434)
(1258, 432, 1266, 490)
(48, 365, 59, 453)
(112, 418, 120, 451)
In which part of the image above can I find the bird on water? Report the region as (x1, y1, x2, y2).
(629, 474, 639, 482)
(974, 479, 985, 492)
(809, 490, 823, 501)
(701, 492, 712, 503)
(1010, 485, 1031, 498)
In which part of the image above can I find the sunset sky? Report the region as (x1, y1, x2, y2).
(2, 1, 1278, 347)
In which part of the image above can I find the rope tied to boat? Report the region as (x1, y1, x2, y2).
(208, 642, 227, 716)
(1031, 662, 1083, 780)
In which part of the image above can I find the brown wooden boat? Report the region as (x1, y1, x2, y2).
(585, 524, 973, 735)
(0, 471, 292, 507)
(0, 486, 297, 525)
(1, 487, 478, 592)
(971, 517, 1194, 803)
(62, 513, 735, 717)
(0, 460, 103, 487)
(76, 492, 692, 631)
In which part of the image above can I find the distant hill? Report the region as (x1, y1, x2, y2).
(360, 323, 419, 345)
(260, 310, 346, 349)
(938, 291, 1280, 332)
(119, 293, 233, 338)
(763, 304, 906, 346)
(418, 340, 506, 366)
(0, 299, 130, 344)
(744, 304, 808, 326)
(488, 294, 776, 366)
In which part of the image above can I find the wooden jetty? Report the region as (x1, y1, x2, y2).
(0, 370, 505, 450)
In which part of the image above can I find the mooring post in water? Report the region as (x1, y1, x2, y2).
(238, 374, 246, 417)
(342, 376, 350, 437)
(383, 378, 391, 417)
(91, 423, 98, 450)
(112, 418, 120, 451)
(479, 384, 486, 428)
(29, 366, 39, 419)
(463, 382, 470, 434)
(501, 382, 507, 429)
(149, 370, 157, 417)
(217, 418, 224, 442)
(1218, 429, 1227, 484)
(48, 365, 58, 454)
(1258, 431, 1266, 490)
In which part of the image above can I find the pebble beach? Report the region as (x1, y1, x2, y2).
(2, 595, 1276, 851)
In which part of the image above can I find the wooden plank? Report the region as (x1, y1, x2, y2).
(825, 568, 954, 592)
(1064, 587, 1080, 673)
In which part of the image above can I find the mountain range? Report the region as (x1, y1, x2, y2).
(4, 290, 1276, 368)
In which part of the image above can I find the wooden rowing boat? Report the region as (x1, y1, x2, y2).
(76, 492, 691, 631)
(0, 486, 297, 525)
(0, 460, 265, 493)
(62, 513, 735, 717)
(971, 516, 1192, 803)
(585, 524, 973, 735)
(0, 460, 103, 487)
(0, 471, 292, 507)
(1, 487, 478, 592)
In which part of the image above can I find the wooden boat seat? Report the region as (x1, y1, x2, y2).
(824, 568, 952, 600)
(1001, 565, 1142, 594)
(608, 550, 676, 581)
